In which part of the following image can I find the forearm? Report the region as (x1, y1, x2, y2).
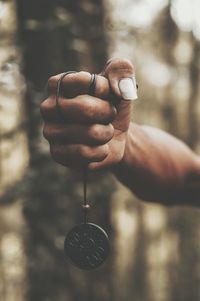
(113, 123, 200, 206)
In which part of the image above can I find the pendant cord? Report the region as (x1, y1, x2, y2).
(56, 72, 97, 225)
(82, 74, 96, 224)
(83, 168, 88, 224)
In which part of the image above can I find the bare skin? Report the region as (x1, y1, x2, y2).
(40, 58, 200, 206)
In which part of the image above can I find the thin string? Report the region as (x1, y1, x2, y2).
(83, 74, 97, 224)
(83, 168, 88, 224)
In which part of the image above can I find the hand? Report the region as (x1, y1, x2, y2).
(40, 58, 137, 171)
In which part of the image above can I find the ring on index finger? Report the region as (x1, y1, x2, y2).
(56, 71, 77, 121)
(56, 72, 97, 121)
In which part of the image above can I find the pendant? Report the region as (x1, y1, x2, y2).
(64, 223, 110, 270)
(57, 72, 110, 270)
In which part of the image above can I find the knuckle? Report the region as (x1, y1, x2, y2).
(77, 96, 96, 119)
(47, 76, 57, 93)
(50, 144, 73, 167)
(78, 144, 108, 161)
(40, 98, 53, 114)
(78, 71, 91, 80)
(78, 145, 90, 159)
(103, 107, 116, 124)
(43, 126, 56, 141)
(50, 144, 66, 166)
(40, 99, 48, 114)
(100, 144, 109, 157)
(119, 58, 134, 69)
(88, 124, 102, 140)
(43, 126, 50, 140)
(109, 58, 135, 73)
(87, 164, 98, 172)
(88, 124, 114, 143)
(106, 123, 115, 140)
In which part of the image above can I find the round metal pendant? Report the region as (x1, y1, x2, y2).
(64, 223, 110, 270)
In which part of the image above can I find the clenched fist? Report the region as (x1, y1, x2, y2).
(40, 58, 137, 171)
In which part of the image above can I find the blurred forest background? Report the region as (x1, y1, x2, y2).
(0, 0, 200, 300)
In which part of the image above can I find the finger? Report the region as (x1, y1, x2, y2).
(40, 95, 117, 124)
(88, 135, 126, 171)
(49, 143, 109, 169)
(43, 123, 114, 146)
(47, 71, 110, 99)
(101, 58, 138, 101)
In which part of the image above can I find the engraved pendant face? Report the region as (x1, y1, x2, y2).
(64, 223, 110, 270)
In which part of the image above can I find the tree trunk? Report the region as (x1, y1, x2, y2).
(16, 1, 114, 300)
(0, 0, 28, 300)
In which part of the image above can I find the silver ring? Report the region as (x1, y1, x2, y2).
(88, 73, 97, 96)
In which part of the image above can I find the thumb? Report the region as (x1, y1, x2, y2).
(101, 58, 138, 101)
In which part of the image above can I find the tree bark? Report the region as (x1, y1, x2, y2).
(16, 1, 114, 300)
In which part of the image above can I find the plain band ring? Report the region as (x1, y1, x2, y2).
(56, 71, 77, 121)
(88, 73, 97, 96)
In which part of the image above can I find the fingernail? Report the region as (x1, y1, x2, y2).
(118, 78, 138, 101)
